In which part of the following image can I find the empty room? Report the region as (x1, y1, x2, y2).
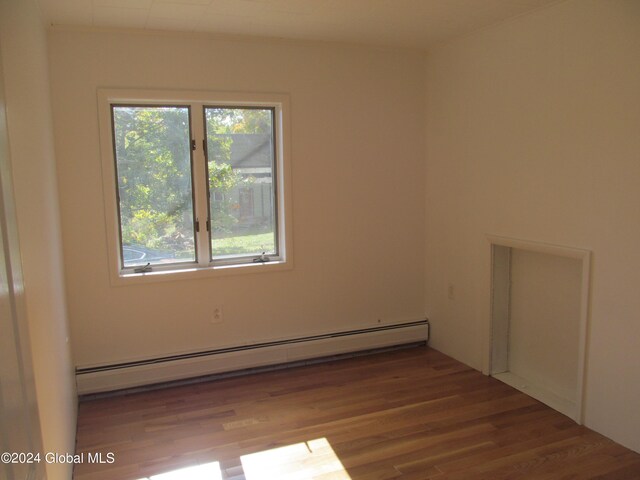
(1, 0, 639, 479)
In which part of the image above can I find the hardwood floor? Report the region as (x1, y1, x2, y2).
(74, 347, 640, 479)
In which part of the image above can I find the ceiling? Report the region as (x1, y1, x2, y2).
(38, 0, 563, 50)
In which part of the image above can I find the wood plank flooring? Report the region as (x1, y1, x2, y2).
(74, 347, 640, 479)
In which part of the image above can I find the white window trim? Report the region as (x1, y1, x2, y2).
(97, 88, 293, 286)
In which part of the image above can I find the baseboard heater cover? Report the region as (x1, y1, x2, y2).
(76, 319, 429, 394)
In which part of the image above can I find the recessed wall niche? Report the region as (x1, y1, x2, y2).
(488, 236, 591, 423)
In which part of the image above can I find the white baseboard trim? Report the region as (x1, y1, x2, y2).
(76, 320, 429, 395)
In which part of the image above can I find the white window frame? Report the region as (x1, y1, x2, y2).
(98, 89, 293, 285)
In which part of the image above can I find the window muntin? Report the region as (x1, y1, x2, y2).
(111, 105, 196, 268)
(204, 107, 277, 260)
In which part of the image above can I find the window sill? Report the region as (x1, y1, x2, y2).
(110, 259, 292, 286)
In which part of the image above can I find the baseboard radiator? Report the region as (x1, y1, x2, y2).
(76, 319, 429, 395)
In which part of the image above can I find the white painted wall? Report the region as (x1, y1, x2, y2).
(0, 0, 77, 478)
(48, 30, 426, 368)
(425, 0, 640, 452)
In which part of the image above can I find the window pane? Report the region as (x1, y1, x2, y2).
(112, 106, 196, 267)
(205, 107, 277, 259)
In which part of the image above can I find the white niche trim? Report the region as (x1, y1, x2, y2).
(485, 235, 591, 423)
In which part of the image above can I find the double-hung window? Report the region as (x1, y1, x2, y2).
(98, 90, 291, 282)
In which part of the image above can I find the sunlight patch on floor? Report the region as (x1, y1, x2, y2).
(135, 438, 350, 480)
(241, 437, 351, 479)
(137, 461, 222, 480)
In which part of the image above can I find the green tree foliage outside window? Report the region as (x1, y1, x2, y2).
(112, 105, 277, 267)
(113, 106, 195, 263)
(206, 108, 276, 257)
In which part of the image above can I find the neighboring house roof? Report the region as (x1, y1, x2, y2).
(210, 134, 272, 168)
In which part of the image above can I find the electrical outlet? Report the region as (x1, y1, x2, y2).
(212, 306, 223, 324)
(447, 284, 455, 300)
